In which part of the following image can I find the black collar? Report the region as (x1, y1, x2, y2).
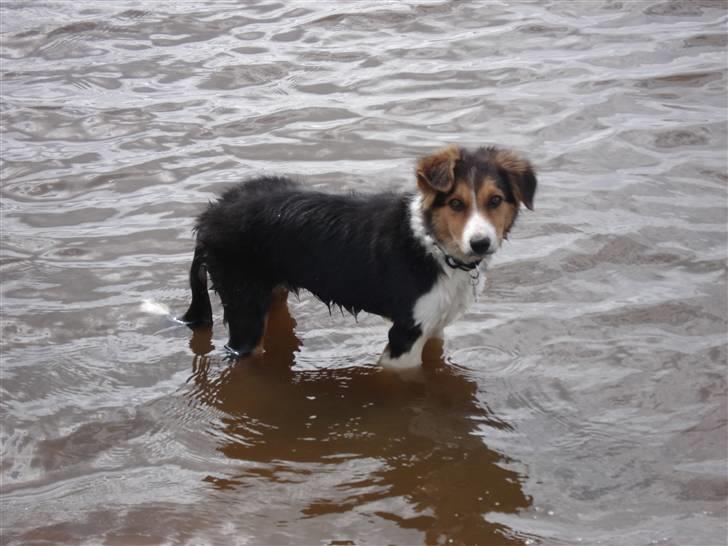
(434, 244, 481, 271)
(444, 254, 481, 271)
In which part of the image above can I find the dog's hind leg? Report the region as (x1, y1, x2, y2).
(180, 246, 213, 327)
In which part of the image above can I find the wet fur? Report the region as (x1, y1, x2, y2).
(182, 146, 536, 366)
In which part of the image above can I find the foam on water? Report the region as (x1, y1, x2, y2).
(140, 299, 172, 317)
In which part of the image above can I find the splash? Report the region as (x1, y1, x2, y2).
(139, 299, 171, 316)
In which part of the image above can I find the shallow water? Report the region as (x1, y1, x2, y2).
(1, 1, 727, 545)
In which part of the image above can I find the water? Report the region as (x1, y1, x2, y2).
(1, 1, 726, 544)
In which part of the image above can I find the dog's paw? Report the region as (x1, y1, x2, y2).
(223, 344, 260, 361)
(222, 346, 241, 362)
(176, 316, 213, 329)
(378, 350, 422, 370)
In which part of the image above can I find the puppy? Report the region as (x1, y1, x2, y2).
(181, 145, 536, 368)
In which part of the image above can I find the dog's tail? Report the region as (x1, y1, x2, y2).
(179, 245, 213, 327)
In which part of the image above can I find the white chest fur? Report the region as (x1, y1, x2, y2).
(413, 265, 486, 337)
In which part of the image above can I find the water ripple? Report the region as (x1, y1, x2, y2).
(1, 1, 726, 545)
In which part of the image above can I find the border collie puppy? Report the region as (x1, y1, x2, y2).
(181, 145, 536, 368)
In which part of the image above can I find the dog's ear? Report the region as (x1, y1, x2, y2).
(416, 145, 460, 194)
(491, 148, 537, 210)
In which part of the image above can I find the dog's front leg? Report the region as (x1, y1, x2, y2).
(220, 284, 271, 359)
(379, 322, 426, 369)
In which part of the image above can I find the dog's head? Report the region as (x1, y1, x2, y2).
(415, 145, 537, 263)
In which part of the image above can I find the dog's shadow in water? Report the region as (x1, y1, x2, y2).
(186, 292, 533, 545)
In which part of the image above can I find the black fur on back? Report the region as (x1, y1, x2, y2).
(192, 176, 441, 326)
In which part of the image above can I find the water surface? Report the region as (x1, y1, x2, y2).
(1, 1, 726, 544)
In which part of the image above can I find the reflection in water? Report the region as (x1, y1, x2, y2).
(186, 292, 532, 544)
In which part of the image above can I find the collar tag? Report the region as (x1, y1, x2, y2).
(470, 268, 480, 300)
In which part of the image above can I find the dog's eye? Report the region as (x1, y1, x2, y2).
(448, 199, 465, 212)
(487, 195, 503, 209)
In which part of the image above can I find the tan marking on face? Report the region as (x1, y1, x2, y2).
(476, 176, 519, 242)
(423, 178, 482, 258)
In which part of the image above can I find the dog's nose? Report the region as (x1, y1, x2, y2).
(469, 237, 491, 256)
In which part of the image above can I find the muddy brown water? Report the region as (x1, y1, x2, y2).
(1, 2, 727, 545)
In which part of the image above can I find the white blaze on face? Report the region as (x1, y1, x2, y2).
(459, 190, 498, 255)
